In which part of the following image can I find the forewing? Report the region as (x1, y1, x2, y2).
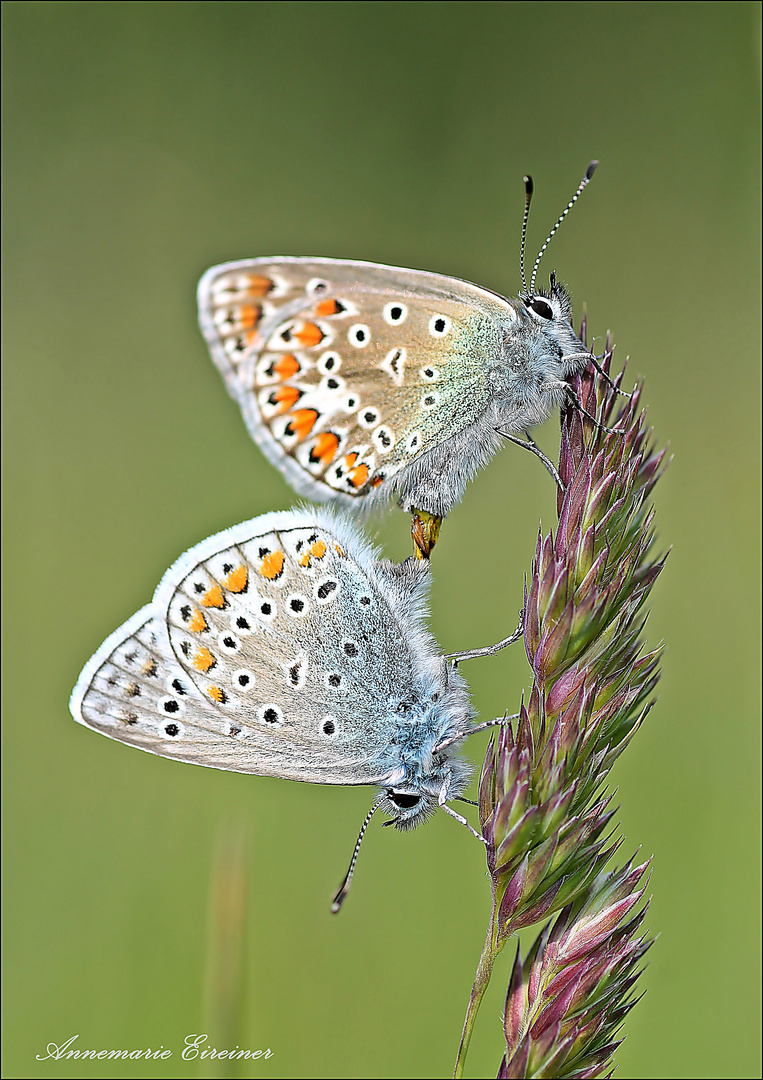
(70, 605, 269, 772)
(197, 258, 514, 504)
(71, 511, 425, 784)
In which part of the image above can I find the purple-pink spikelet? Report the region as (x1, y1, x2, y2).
(455, 323, 667, 1079)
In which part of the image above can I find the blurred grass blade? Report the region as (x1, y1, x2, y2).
(202, 821, 248, 1080)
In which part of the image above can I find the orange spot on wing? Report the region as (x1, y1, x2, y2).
(188, 609, 207, 633)
(370, 476, 384, 489)
(238, 303, 262, 330)
(344, 452, 358, 468)
(294, 321, 324, 348)
(334, 543, 346, 557)
(246, 274, 273, 297)
(201, 584, 225, 608)
(285, 409, 319, 440)
(310, 431, 340, 465)
(272, 354, 300, 380)
(141, 659, 157, 676)
(298, 537, 326, 568)
(348, 463, 370, 488)
(207, 685, 226, 703)
(269, 385, 301, 414)
(315, 298, 341, 317)
(193, 647, 216, 673)
(225, 565, 248, 593)
(260, 550, 285, 580)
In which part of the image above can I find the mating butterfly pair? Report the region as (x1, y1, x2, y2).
(71, 165, 605, 906)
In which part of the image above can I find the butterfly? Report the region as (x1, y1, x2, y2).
(69, 507, 522, 909)
(197, 163, 605, 558)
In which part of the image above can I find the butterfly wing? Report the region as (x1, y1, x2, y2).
(197, 258, 518, 510)
(70, 605, 265, 771)
(71, 509, 441, 784)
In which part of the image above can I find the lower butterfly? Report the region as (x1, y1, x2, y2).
(197, 163, 621, 558)
(70, 507, 522, 909)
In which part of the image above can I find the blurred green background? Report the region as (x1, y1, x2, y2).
(2, 2, 760, 1077)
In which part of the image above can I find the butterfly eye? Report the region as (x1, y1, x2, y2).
(530, 297, 554, 320)
(389, 791, 421, 809)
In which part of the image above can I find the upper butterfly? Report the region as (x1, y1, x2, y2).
(197, 163, 601, 557)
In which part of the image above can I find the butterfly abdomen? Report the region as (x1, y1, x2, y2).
(390, 415, 505, 517)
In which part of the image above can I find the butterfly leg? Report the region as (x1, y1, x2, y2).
(464, 713, 521, 737)
(411, 509, 442, 560)
(564, 388, 626, 435)
(438, 782, 487, 843)
(560, 347, 633, 399)
(433, 713, 521, 754)
(497, 428, 565, 491)
(445, 610, 524, 665)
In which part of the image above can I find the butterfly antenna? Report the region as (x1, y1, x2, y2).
(331, 797, 383, 913)
(529, 161, 598, 294)
(520, 173, 534, 294)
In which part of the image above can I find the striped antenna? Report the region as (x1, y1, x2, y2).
(331, 796, 383, 913)
(519, 174, 534, 294)
(529, 161, 598, 294)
